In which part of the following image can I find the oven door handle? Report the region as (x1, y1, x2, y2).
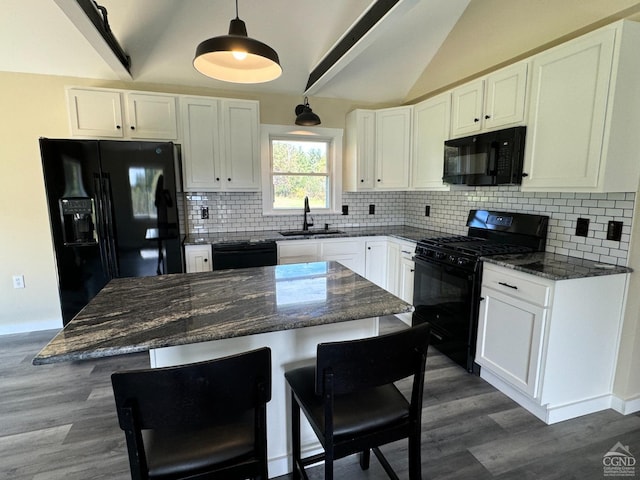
(413, 256, 474, 279)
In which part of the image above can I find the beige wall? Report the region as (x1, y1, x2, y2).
(406, 0, 640, 103)
(0, 71, 365, 333)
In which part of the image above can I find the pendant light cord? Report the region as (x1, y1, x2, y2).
(235, 0, 239, 20)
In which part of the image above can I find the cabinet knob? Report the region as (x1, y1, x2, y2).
(360, 179, 364, 183)
(204, 258, 208, 262)
(410, 269, 415, 273)
(484, 115, 491, 119)
(474, 118, 480, 123)
(521, 172, 529, 178)
(377, 179, 381, 182)
(130, 125, 136, 130)
(480, 296, 484, 301)
(368, 247, 371, 250)
(216, 177, 220, 181)
(116, 125, 121, 130)
(227, 178, 231, 181)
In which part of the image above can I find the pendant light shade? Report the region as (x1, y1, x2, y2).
(193, 1, 282, 84)
(295, 97, 321, 126)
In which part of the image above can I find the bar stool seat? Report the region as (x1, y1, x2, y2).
(285, 366, 410, 438)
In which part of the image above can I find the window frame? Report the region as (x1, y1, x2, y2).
(261, 124, 343, 216)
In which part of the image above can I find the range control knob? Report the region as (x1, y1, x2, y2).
(435, 252, 446, 260)
(448, 255, 457, 263)
(457, 257, 471, 266)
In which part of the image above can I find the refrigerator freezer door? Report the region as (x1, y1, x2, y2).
(40, 139, 111, 324)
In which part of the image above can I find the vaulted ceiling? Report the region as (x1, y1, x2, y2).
(2, 0, 640, 106)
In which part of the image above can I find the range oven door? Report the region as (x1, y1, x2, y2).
(412, 256, 478, 372)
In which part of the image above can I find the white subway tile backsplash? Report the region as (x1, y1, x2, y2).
(181, 187, 635, 266)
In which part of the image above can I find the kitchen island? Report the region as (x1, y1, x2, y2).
(34, 261, 413, 477)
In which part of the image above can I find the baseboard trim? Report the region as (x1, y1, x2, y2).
(611, 394, 640, 415)
(0, 318, 62, 335)
(480, 369, 620, 424)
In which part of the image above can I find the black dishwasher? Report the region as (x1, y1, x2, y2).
(212, 242, 277, 270)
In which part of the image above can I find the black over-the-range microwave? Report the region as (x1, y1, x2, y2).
(443, 126, 526, 186)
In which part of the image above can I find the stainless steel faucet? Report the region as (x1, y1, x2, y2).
(303, 196, 313, 231)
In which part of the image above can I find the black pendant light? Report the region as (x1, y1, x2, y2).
(295, 97, 321, 126)
(193, 0, 282, 83)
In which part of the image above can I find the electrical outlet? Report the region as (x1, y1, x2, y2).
(369, 204, 375, 215)
(425, 205, 430, 217)
(607, 221, 623, 241)
(13, 275, 25, 289)
(575, 217, 589, 237)
(342, 205, 349, 215)
(201, 206, 209, 219)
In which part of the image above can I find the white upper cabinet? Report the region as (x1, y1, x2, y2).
(181, 96, 260, 192)
(411, 92, 451, 190)
(522, 20, 640, 192)
(375, 106, 412, 189)
(181, 97, 222, 191)
(344, 107, 411, 191)
(221, 100, 260, 190)
(67, 87, 178, 140)
(451, 62, 528, 138)
(124, 93, 178, 140)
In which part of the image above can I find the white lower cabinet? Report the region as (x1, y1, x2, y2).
(320, 238, 365, 277)
(184, 245, 212, 273)
(277, 241, 320, 265)
(364, 239, 389, 289)
(477, 263, 628, 424)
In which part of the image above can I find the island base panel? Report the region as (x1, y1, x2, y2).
(149, 317, 379, 478)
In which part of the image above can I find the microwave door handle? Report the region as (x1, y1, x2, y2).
(487, 141, 498, 176)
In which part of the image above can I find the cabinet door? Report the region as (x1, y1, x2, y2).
(344, 110, 375, 191)
(411, 93, 450, 190)
(221, 100, 260, 190)
(476, 287, 546, 397)
(277, 241, 320, 264)
(321, 239, 365, 276)
(185, 245, 212, 273)
(451, 80, 484, 137)
(181, 98, 222, 192)
(67, 88, 124, 138)
(399, 255, 415, 304)
(125, 93, 178, 140)
(522, 28, 615, 190)
(386, 241, 401, 296)
(484, 62, 528, 130)
(365, 240, 388, 289)
(375, 107, 411, 189)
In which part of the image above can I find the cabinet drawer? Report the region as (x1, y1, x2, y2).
(482, 265, 551, 307)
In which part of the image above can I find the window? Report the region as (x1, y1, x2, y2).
(261, 124, 342, 215)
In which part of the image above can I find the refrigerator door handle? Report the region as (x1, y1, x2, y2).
(101, 174, 120, 278)
(93, 174, 113, 278)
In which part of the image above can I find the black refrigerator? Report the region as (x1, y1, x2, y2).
(40, 138, 184, 325)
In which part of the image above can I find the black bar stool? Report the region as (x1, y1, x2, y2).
(285, 323, 430, 480)
(111, 347, 271, 480)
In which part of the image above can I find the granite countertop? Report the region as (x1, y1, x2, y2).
(481, 252, 632, 280)
(183, 225, 444, 246)
(33, 261, 412, 365)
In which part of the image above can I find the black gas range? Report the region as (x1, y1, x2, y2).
(412, 210, 549, 373)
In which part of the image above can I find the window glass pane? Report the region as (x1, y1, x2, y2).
(273, 175, 328, 209)
(272, 140, 327, 174)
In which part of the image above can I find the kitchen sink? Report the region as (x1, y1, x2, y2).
(279, 229, 345, 237)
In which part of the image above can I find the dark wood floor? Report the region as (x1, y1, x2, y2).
(2, 317, 639, 479)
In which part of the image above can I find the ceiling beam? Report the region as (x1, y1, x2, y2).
(54, 0, 132, 80)
(304, 0, 419, 96)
